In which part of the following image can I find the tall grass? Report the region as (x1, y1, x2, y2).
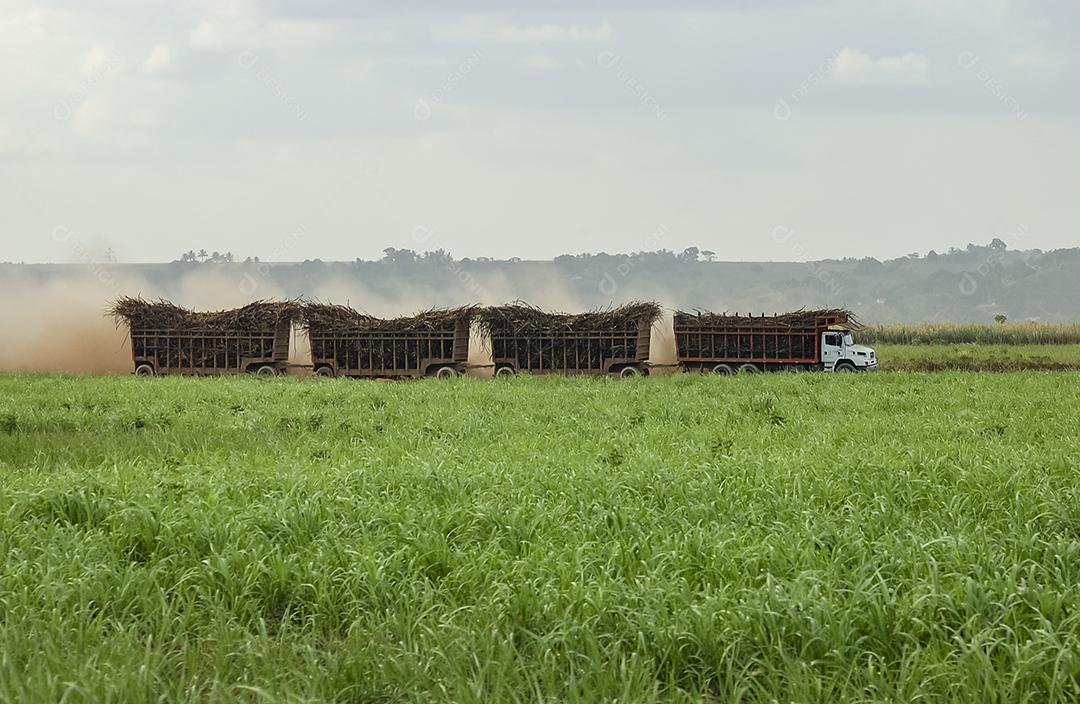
(1, 373, 1080, 702)
(859, 321, 1080, 345)
(874, 344, 1080, 371)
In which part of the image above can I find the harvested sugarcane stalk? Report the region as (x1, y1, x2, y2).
(673, 308, 861, 330)
(302, 303, 476, 377)
(476, 301, 661, 374)
(110, 297, 303, 332)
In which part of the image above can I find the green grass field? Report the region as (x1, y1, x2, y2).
(2, 373, 1080, 702)
(860, 322, 1080, 346)
(874, 344, 1080, 371)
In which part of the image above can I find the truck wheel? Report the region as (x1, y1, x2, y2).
(737, 363, 759, 375)
(711, 364, 735, 376)
(314, 366, 335, 378)
(256, 365, 279, 377)
(434, 366, 458, 380)
(135, 364, 155, 377)
(494, 365, 516, 378)
(619, 366, 642, 378)
(834, 363, 856, 373)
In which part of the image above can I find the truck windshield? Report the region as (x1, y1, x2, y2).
(843, 333, 854, 346)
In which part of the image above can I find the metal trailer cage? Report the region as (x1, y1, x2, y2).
(130, 319, 291, 376)
(674, 311, 853, 370)
(308, 317, 470, 379)
(491, 318, 652, 377)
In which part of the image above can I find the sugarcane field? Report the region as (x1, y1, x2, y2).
(5, 3, 1080, 702)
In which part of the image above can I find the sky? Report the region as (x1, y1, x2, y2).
(1, 0, 1078, 264)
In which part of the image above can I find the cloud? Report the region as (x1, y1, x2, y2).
(523, 53, 561, 71)
(831, 48, 929, 85)
(434, 18, 613, 43)
(79, 42, 123, 77)
(130, 108, 158, 130)
(189, 20, 233, 50)
(498, 21, 612, 42)
(71, 98, 156, 137)
(143, 44, 173, 75)
(1009, 48, 1067, 73)
(72, 96, 114, 137)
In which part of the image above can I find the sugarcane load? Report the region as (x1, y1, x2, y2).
(673, 308, 877, 373)
(110, 299, 876, 377)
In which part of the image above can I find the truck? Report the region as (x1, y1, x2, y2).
(479, 302, 660, 378)
(305, 305, 472, 379)
(673, 309, 877, 373)
(112, 299, 299, 376)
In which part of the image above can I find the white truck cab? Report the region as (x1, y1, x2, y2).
(820, 327, 877, 372)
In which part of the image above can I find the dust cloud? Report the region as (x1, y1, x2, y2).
(0, 271, 135, 374)
(0, 266, 289, 375)
(0, 264, 681, 375)
(648, 310, 679, 374)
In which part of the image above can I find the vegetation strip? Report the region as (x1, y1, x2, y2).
(1, 373, 1079, 701)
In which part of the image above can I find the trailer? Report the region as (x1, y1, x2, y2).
(111, 299, 300, 376)
(305, 305, 472, 379)
(479, 302, 660, 378)
(129, 322, 292, 376)
(674, 309, 877, 373)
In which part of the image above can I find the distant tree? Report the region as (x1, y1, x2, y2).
(421, 249, 453, 263)
(197, 249, 208, 262)
(701, 250, 716, 262)
(994, 314, 1008, 325)
(680, 246, 700, 262)
(989, 238, 1007, 251)
(382, 247, 417, 264)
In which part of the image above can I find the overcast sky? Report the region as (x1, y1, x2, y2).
(1, 0, 1077, 263)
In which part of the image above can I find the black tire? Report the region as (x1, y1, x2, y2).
(737, 363, 759, 375)
(494, 365, 516, 378)
(134, 364, 155, 377)
(834, 362, 856, 373)
(255, 365, 279, 377)
(619, 366, 642, 379)
(434, 366, 458, 380)
(712, 364, 735, 376)
(314, 366, 335, 378)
